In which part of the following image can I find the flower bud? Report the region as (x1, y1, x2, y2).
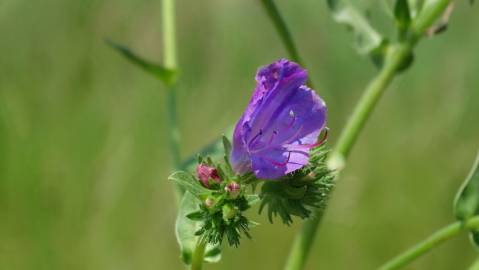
(204, 197, 215, 208)
(196, 164, 221, 187)
(224, 181, 241, 199)
(222, 204, 237, 220)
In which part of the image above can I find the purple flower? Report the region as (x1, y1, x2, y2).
(230, 59, 327, 179)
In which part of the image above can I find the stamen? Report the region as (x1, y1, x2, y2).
(267, 130, 278, 144)
(262, 151, 291, 167)
(248, 129, 263, 148)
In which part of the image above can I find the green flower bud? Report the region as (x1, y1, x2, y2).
(222, 204, 237, 220)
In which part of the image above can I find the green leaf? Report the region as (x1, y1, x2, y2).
(394, 0, 411, 39)
(169, 171, 211, 199)
(222, 136, 232, 156)
(326, 0, 384, 55)
(106, 39, 177, 86)
(454, 152, 479, 220)
(454, 151, 479, 247)
(175, 192, 222, 265)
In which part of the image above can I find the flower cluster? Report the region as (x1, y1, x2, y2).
(172, 59, 333, 255)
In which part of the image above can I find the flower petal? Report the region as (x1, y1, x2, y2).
(230, 59, 327, 179)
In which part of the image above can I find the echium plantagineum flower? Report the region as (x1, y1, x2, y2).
(231, 59, 327, 179)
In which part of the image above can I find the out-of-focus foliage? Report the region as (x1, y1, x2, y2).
(0, 0, 478, 269)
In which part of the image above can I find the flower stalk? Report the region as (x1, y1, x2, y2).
(162, 0, 182, 199)
(190, 238, 207, 270)
(379, 216, 479, 270)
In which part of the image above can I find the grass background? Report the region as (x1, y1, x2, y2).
(1, 0, 478, 269)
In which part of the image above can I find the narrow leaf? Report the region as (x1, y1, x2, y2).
(222, 135, 232, 157)
(326, 0, 384, 55)
(106, 39, 177, 86)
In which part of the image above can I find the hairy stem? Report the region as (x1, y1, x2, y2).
(259, 0, 314, 88)
(379, 216, 479, 270)
(190, 238, 207, 270)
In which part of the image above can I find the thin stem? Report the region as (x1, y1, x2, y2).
(259, 0, 314, 88)
(329, 43, 412, 170)
(162, 0, 177, 69)
(284, 0, 453, 268)
(283, 43, 412, 270)
(379, 216, 479, 270)
(190, 238, 207, 270)
(161, 0, 183, 199)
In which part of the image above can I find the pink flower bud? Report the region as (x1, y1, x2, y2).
(225, 181, 241, 199)
(196, 164, 221, 187)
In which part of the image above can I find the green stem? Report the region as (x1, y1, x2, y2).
(162, 0, 183, 200)
(283, 43, 412, 270)
(162, 0, 177, 69)
(283, 207, 326, 270)
(284, 0, 453, 268)
(190, 238, 207, 270)
(379, 216, 479, 270)
(328, 43, 412, 170)
(259, 0, 314, 88)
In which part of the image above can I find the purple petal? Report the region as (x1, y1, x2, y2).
(230, 116, 252, 174)
(230, 59, 327, 179)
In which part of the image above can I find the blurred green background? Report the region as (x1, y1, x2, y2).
(1, 0, 478, 269)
